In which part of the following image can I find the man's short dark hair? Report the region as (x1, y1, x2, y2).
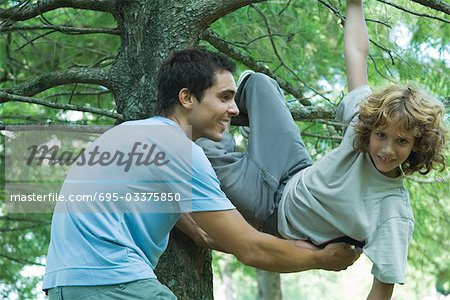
(154, 48, 236, 116)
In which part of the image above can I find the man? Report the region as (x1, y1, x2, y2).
(43, 48, 360, 299)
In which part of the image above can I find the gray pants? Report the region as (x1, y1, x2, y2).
(196, 73, 312, 234)
(47, 278, 177, 300)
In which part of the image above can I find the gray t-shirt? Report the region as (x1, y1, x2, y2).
(277, 85, 414, 284)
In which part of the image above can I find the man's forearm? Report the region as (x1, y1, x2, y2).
(192, 210, 360, 273)
(241, 231, 360, 273)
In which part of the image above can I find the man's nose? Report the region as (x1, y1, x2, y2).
(228, 99, 239, 116)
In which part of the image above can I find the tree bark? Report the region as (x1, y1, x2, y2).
(155, 228, 214, 299)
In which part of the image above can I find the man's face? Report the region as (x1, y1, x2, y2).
(190, 70, 239, 141)
(368, 122, 416, 178)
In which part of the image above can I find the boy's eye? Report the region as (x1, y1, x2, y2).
(397, 138, 409, 145)
(375, 132, 385, 138)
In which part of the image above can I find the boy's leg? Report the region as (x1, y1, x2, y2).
(197, 132, 273, 228)
(238, 73, 312, 185)
(197, 73, 312, 230)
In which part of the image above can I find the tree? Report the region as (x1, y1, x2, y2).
(1, 0, 449, 299)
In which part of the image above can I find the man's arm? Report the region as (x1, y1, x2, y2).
(175, 213, 227, 252)
(367, 277, 394, 300)
(345, 0, 369, 91)
(192, 209, 361, 273)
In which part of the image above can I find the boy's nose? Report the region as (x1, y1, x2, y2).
(383, 140, 395, 154)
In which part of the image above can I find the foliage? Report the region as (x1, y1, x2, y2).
(0, 0, 449, 298)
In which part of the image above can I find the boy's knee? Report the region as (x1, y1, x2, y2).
(247, 72, 274, 85)
(196, 132, 235, 155)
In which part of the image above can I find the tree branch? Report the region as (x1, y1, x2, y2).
(0, 224, 49, 232)
(409, 0, 450, 15)
(0, 91, 123, 120)
(194, 0, 265, 28)
(1, 123, 113, 133)
(377, 0, 449, 24)
(317, 0, 397, 64)
(407, 176, 449, 184)
(0, 215, 50, 225)
(0, 0, 116, 22)
(0, 24, 120, 35)
(201, 29, 311, 105)
(231, 104, 336, 126)
(42, 89, 111, 100)
(301, 132, 343, 141)
(5, 67, 111, 96)
(0, 253, 45, 267)
(250, 4, 328, 103)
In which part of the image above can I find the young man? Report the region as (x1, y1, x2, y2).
(43, 49, 360, 299)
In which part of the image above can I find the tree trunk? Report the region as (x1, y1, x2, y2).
(257, 270, 282, 300)
(107, 1, 261, 298)
(155, 229, 214, 299)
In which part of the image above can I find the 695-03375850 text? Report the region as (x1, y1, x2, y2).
(9, 192, 181, 202)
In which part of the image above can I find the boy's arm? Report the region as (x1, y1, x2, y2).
(367, 277, 394, 300)
(191, 209, 362, 273)
(345, 0, 369, 91)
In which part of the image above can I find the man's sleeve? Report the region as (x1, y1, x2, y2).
(189, 144, 235, 212)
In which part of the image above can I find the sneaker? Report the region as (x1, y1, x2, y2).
(237, 70, 255, 139)
(237, 70, 255, 87)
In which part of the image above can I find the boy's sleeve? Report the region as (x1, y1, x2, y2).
(364, 217, 414, 284)
(335, 85, 371, 127)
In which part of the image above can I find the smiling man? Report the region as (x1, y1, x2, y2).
(43, 48, 360, 299)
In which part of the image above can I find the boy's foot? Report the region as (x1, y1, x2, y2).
(237, 70, 255, 139)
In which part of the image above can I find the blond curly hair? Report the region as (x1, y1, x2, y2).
(353, 84, 448, 175)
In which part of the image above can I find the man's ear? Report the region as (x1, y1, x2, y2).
(178, 88, 195, 109)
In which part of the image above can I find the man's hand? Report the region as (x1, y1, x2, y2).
(319, 242, 362, 271)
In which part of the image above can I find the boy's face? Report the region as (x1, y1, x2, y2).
(368, 122, 416, 178)
(190, 70, 238, 141)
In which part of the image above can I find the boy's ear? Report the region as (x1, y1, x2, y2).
(178, 88, 195, 109)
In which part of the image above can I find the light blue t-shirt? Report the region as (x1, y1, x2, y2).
(43, 116, 235, 289)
